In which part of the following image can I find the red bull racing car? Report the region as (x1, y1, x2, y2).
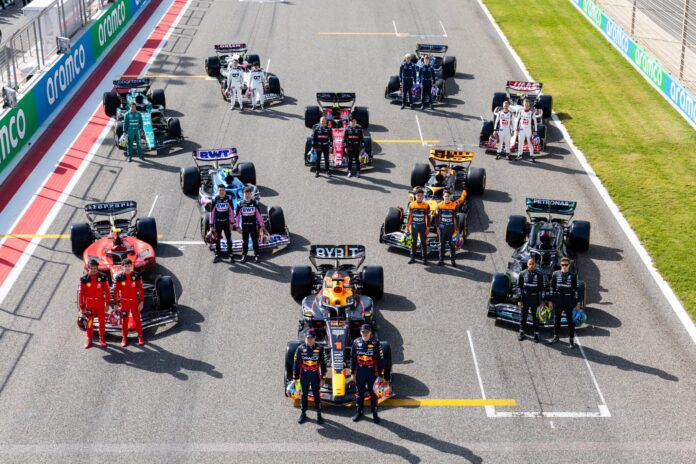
(303, 92, 373, 172)
(69, 201, 178, 333)
(284, 245, 394, 406)
(479, 81, 553, 155)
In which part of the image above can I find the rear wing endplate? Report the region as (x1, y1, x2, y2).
(525, 198, 576, 215)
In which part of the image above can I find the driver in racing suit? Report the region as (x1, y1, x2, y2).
(407, 187, 430, 264)
(517, 258, 546, 342)
(343, 115, 364, 178)
(234, 186, 267, 263)
(293, 329, 326, 424)
(79, 259, 111, 349)
(210, 184, 236, 263)
(351, 324, 383, 424)
(226, 58, 244, 110)
(312, 117, 333, 177)
(418, 55, 435, 110)
(124, 101, 144, 162)
(435, 189, 467, 267)
(113, 258, 145, 347)
(547, 256, 580, 349)
(249, 61, 266, 110)
(515, 98, 537, 162)
(399, 53, 416, 109)
(494, 100, 514, 159)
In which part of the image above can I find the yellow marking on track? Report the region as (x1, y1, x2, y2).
(382, 398, 517, 407)
(374, 139, 441, 144)
(318, 32, 399, 36)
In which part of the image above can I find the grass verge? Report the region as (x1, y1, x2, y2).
(483, 0, 696, 318)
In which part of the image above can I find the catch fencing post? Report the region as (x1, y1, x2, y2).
(680, 0, 691, 80)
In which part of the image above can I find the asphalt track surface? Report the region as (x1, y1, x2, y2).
(1, 0, 696, 462)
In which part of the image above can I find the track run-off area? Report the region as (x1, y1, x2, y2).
(0, 1, 695, 462)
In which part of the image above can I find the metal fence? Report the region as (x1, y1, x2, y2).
(595, 0, 695, 92)
(0, 0, 111, 90)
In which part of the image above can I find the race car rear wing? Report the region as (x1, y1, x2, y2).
(113, 78, 152, 89)
(214, 43, 248, 53)
(194, 148, 238, 162)
(416, 44, 448, 54)
(429, 148, 475, 164)
(525, 198, 576, 216)
(316, 92, 356, 104)
(309, 245, 366, 268)
(507, 81, 543, 93)
(85, 201, 138, 215)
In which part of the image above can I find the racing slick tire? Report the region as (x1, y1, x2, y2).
(205, 55, 221, 77)
(379, 341, 392, 381)
(491, 92, 508, 112)
(361, 265, 384, 300)
(237, 161, 257, 186)
(114, 122, 124, 148)
(383, 207, 403, 235)
(490, 273, 510, 304)
(285, 340, 301, 384)
(435, 79, 446, 103)
(442, 56, 457, 79)
(167, 117, 182, 139)
(410, 162, 431, 189)
(466, 167, 486, 195)
(200, 215, 210, 239)
(156, 276, 176, 310)
(363, 135, 372, 157)
(180, 166, 200, 195)
(267, 206, 286, 235)
(246, 54, 260, 66)
(386, 75, 400, 95)
(569, 220, 591, 252)
(151, 89, 166, 109)
(353, 106, 369, 129)
(70, 222, 93, 255)
(578, 281, 587, 310)
(537, 95, 553, 119)
(479, 120, 494, 146)
(304, 136, 313, 162)
(103, 92, 120, 118)
(304, 105, 322, 129)
(290, 265, 313, 302)
(505, 215, 528, 248)
(268, 75, 281, 94)
(456, 213, 468, 239)
(136, 217, 158, 248)
(536, 124, 547, 150)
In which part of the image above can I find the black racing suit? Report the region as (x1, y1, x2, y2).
(312, 123, 333, 173)
(344, 124, 364, 173)
(517, 269, 546, 334)
(419, 64, 435, 108)
(210, 194, 234, 256)
(234, 199, 265, 257)
(293, 342, 326, 413)
(407, 200, 430, 260)
(435, 191, 467, 263)
(351, 337, 383, 414)
(399, 61, 416, 107)
(550, 270, 579, 338)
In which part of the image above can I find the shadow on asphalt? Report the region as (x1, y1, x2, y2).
(392, 372, 430, 397)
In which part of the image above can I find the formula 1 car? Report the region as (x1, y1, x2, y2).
(479, 81, 553, 155)
(284, 245, 393, 406)
(385, 44, 457, 105)
(488, 198, 590, 326)
(303, 92, 373, 172)
(380, 148, 486, 255)
(102, 79, 183, 153)
(179, 148, 290, 253)
(204, 43, 284, 106)
(70, 201, 178, 333)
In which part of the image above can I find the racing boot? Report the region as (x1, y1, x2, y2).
(408, 257, 416, 264)
(297, 412, 307, 424)
(315, 170, 320, 178)
(518, 331, 525, 341)
(254, 255, 260, 263)
(372, 409, 380, 424)
(450, 258, 457, 267)
(99, 338, 107, 348)
(229, 254, 235, 264)
(569, 338, 576, 349)
(121, 337, 128, 347)
(355, 171, 360, 178)
(138, 336, 145, 346)
(533, 333, 540, 343)
(437, 260, 444, 266)
(547, 336, 560, 345)
(213, 254, 221, 263)
(347, 171, 352, 177)
(240, 255, 247, 263)
(530, 156, 537, 164)
(400, 104, 405, 110)
(84, 338, 92, 349)
(352, 410, 363, 422)
(127, 156, 132, 163)
(316, 412, 324, 425)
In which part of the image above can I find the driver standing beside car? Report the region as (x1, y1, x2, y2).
(418, 55, 435, 110)
(226, 58, 244, 111)
(515, 98, 538, 162)
(312, 116, 333, 178)
(351, 324, 383, 424)
(343, 114, 364, 178)
(210, 184, 235, 263)
(435, 189, 467, 267)
(124, 101, 144, 162)
(399, 53, 416, 109)
(113, 258, 145, 347)
(294, 329, 326, 425)
(547, 256, 580, 349)
(407, 187, 430, 264)
(494, 100, 514, 160)
(79, 259, 111, 349)
(517, 258, 546, 342)
(249, 61, 266, 110)
(235, 186, 267, 263)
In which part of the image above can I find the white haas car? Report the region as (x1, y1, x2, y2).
(203, 43, 284, 105)
(479, 81, 553, 155)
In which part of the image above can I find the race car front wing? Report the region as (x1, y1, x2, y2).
(488, 302, 569, 327)
(208, 228, 291, 253)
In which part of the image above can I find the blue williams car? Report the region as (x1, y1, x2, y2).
(179, 148, 290, 253)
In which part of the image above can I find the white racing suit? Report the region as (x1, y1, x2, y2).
(248, 68, 266, 108)
(494, 109, 514, 157)
(516, 109, 537, 157)
(226, 64, 244, 109)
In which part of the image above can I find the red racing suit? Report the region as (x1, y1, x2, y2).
(113, 271, 145, 337)
(79, 272, 111, 339)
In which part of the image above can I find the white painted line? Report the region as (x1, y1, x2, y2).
(160, 240, 206, 245)
(491, 410, 608, 418)
(577, 337, 610, 416)
(147, 195, 159, 217)
(466, 330, 495, 417)
(392, 20, 399, 37)
(475, 0, 696, 347)
(439, 20, 448, 38)
(415, 114, 425, 146)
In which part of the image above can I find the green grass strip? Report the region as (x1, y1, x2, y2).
(483, 0, 696, 318)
